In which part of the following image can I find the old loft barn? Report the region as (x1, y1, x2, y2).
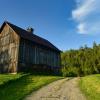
(0, 21, 61, 73)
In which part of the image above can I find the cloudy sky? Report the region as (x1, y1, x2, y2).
(72, 0, 100, 34)
(0, 0, 100, 50)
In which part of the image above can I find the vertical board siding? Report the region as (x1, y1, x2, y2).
(0, 24, 19, 73)
(19, 38, 61, 69)
(0, 23, 61, 73)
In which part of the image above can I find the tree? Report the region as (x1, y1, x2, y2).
(61, 42, 100, 76)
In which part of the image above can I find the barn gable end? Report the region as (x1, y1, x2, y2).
(0, 22, 20, 73)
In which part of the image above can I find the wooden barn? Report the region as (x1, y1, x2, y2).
(0, 21, 61, 73)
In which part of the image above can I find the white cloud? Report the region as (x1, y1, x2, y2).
(77, 23, 86, 34)
(72, 0, 100, 34)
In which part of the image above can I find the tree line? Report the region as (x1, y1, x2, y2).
(61, 42, 100, 76)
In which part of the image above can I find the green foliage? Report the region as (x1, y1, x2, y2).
(79, 74, 100, 100)
(62, 66, 79, 77)
(0, 74, 61, 100)
(61, 42, 100, 76)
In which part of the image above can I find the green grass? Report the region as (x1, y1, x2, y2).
(79, 74, 100, 100)
(0, 73, 24, 85)
(0, 74, 62, 100)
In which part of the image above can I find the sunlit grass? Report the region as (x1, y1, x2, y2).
(79, 74, 100, 100)
(0, 73, 23, 85)
(0, 74, 62, 100)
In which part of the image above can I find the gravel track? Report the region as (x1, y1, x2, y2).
(25, 78, 86, 100)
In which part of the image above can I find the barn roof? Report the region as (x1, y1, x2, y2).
(0, 21, 61, 52)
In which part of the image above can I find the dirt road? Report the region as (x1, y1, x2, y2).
(25, 78, 86, 100)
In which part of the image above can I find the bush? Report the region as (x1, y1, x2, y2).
(62, 66, 79, 77)
(61, 42, 100, 77)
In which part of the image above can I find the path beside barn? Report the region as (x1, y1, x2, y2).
(24, 78, 86, 100)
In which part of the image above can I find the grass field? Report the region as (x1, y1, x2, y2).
(79, 74, 100, 100)
(0, 74, 62, 100)
(0, 73, 24, 85)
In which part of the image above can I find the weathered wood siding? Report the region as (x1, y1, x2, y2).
(18, 38, 60, 72)
(0, 22, 61, 73)
(0, 24, 19, 73)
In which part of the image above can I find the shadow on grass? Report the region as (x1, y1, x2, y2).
(26, 70, 62, 76)
(0, 74, 35, 100)
(0, 73, 61, 100)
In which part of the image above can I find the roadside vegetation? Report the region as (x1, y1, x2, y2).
(61, 42, 100, 76)
(79, 74, 100, 100)
(0, 74, 62, 100)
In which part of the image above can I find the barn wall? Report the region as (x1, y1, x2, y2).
(18, 38, 61, 72)
(0, 24, 19, 73)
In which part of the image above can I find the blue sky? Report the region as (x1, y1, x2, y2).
(0, 0, 100, 51)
